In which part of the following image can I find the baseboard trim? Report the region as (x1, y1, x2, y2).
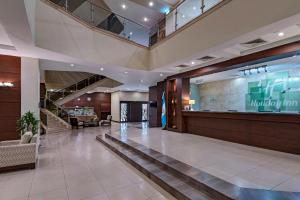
(0, 163, 35, 173)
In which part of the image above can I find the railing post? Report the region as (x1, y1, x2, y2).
(65, 0, 68, 11)
(91, 3, 94, 25)
(175, 8, 178, 31)
(201, 0, 205, 14)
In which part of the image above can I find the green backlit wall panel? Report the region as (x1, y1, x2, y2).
(246, 71, 300, 112)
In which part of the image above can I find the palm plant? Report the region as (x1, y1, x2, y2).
(17, 111, 39, 136)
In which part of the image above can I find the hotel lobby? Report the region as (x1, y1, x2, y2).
(1, 0, 300, 200)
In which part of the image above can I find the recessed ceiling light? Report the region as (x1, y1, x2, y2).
(191, 61, 195, 65)
(149, 1, 154, 7)
(121, 4, 127, 9)
(160, 73, 164, 77)
(192, 6, 197, 10)
(70, 64, 74, 67)
(278, 32, 285, 37)
(124, 71, 128, 74)
(100, 67, 104, 71)
(140, 79, 144, 83)
(182, 15, 185, 18)
(129, 32, 133, 35)
(143, 17, 149, 22)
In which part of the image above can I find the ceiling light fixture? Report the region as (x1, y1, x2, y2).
(182, 14, 185, 18)
(191, 61, 195, 65)
(100, 67, 104, 71)
(143, 17, 149, 22)
(192, 6, 197, 10)
(160, 73, 164, 77)
(129, 32, 133, 35)
(70, 64, 74, 67)
(121, 3, 127, 9)
(278, 32, 285, 37)
(140, 80, 144, 83)
(149, 1, 154, 7)
(124, 71, 128, 74)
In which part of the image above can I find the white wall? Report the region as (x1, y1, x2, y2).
(111, 91, 149, 122)
(21, 57, 40, 119)
(199, 78, 247, 112)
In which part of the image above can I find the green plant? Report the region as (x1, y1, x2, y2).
(17, 111, 39, 136)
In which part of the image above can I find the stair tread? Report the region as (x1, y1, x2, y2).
(97, 135, 214, 200)
(105, 134, 239, 199)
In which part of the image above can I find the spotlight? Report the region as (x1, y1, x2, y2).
(149, 1, 154, 7)
(121, 4, 127, 9)
(278, 32, 285, 37)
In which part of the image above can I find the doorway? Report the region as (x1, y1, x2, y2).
(120, 101, 148, 122)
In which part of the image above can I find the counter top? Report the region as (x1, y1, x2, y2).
(182, 110, 300, 124)
(182, 110, 300, 116)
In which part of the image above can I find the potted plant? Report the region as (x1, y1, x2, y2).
(17, 111, 39, 136)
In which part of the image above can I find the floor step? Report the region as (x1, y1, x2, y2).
(97, 133, 300, 200)
(97, 134, 216, 200)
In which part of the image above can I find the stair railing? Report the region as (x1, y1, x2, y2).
(45, 98, 70, 123)
(47, 74, 104, 102)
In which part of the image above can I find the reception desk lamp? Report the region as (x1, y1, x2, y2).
(189, 100, 195, 111)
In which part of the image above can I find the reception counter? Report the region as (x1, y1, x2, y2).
(182, 111, 300, 155)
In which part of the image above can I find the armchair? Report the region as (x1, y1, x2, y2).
(100, 115, 112, 126)
(0, 140, 36, 172)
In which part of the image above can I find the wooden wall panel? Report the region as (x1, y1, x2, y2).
(63, 92, 111, 120)
(0, 55, 21, 141)
(183, 111, 300, 155)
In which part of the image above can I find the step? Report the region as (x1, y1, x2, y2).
(97, 133, 300, 200)
(97, 134, 214, 200)
(104, 134, 235, 200)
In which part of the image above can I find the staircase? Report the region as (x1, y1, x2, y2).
(97, 13, 124, 34)
(47, 74, 121, 106)
(41, 109, 71, 134)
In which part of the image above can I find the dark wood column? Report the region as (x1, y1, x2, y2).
(166, 77, 190, 132)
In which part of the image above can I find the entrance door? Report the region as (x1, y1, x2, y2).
(120, 101, 148, 122)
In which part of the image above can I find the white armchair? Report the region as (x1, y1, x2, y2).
(0, 140, 36, 172)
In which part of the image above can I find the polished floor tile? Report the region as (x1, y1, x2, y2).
(110, 122, 300, 192)
(0, 125, 174, 200)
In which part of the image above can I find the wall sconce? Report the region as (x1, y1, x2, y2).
(0, 82, 14, 87)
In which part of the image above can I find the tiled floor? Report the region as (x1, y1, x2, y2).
(0, 126, 175, 200)
(111, 122, 300, 192)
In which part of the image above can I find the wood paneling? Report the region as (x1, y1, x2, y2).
(183, 111, 300, 155)
(168, 41, 300, 80)
(0, 55, 21, 141)
(148, 81, 165, 127)
(63, 92, 111, 120)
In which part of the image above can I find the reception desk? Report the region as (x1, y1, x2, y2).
(182, 111, 300, 155)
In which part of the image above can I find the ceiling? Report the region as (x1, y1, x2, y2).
(1, 0, 300, 93)
(190, 55, 300, 84)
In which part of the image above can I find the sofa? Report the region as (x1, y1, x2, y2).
(0, 138, 37, 172)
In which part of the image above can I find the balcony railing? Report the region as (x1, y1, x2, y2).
(47, 0, 223, 47)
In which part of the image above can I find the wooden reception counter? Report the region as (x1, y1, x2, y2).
(182, 111, 300, 155)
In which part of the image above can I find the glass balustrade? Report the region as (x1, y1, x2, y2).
(49, 0, 150, 46)
(47, 74, 104, 102)
(48, 0, 223, 46)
